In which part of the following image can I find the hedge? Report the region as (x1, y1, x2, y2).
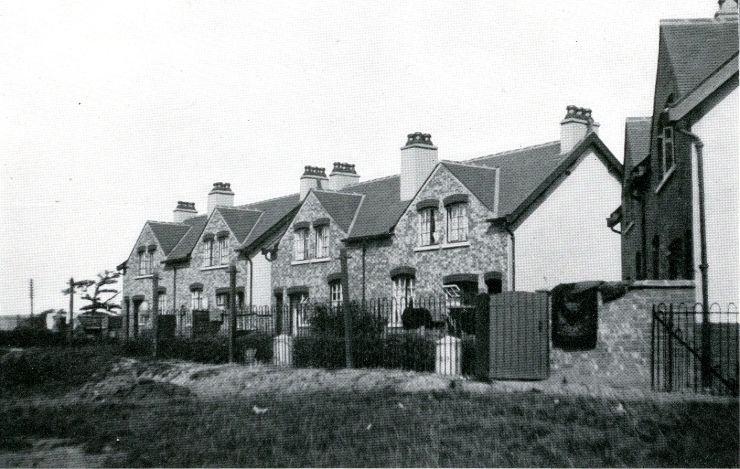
(120, 332, 274, 364)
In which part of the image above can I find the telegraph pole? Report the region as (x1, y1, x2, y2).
(152, 271, 160, 359)
(29, 279, 34, 318)
(68, 277, 74, 346)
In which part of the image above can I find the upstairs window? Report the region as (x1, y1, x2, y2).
(294, 228, 310, 260)
(137, 251, 145, 276)
(218, 236, 229, 265)
(419, 208, 438, 246)
(446, 203, 469, 242)
(204, 238, 216, 267)
(657, 125, 675, 178)
(329, 280, 343, 308)
(315, 225, 329, 259)
(146, 251, 154, 274)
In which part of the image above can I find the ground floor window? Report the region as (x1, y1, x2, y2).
(330, 281, 343, 308)
(191, 290, 206, 310)
(391, 276, 415, 326)
(216, 293, 228, 311)
(138, 301, 150, 328)
(289, 292, 310, 334)
(157, 293, 167, 314)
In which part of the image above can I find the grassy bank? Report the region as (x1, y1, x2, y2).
(1, 389, 738, 466)
(0, 346, 738, 467)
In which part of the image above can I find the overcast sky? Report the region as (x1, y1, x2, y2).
(0, 1, 718, 315)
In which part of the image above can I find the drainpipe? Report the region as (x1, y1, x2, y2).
(246, 256, 254, 311)
(677, 126, 711, 387)
(505, 224, 515, 291)
(173, 265, 177, 333)
(361, 242, 367, 308)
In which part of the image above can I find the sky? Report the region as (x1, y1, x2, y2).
(0, 0, 720, 315)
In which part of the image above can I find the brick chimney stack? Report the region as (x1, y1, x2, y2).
(173, 201, 198, 223)
(207, 182, 235, 214)
(560, 105, 599, 154)
(300, 166, 328, 200)
(328, 162, 360, 191)
(400, 132, 438, 200)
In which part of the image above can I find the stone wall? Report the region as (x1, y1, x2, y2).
(550, 280, 696, 389)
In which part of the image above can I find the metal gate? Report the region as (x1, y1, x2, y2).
(481, 291, 550, 380)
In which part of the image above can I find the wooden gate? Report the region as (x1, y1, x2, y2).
(480, 291, 550, 380)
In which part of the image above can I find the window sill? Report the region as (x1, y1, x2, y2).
(200, 265, 228, 271)
(291, 257, 332, 266)
(134, 274, 154, 280)
(414, 241, 471, 253)
(654, 166, 676, 194)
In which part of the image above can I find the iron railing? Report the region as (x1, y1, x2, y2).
(652, 303, 738, 396)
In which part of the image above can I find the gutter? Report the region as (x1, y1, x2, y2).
(676, 126, 711, 387)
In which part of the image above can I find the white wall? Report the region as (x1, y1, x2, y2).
(515, 150, 622, 291)
(691, 86, 739, 310)
(250, 251, 272, 307)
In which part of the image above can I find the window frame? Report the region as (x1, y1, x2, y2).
(391, 275, 415, 327)
(315, 225, 329, 259)
(294, 228, 310, 261)
(204, 238, 216, 267)
(418, 207, 438, 246)
(218, 236, 229, 265)
(329, 280, 343, 308)
(446, 202, 469, 243)
(190, 290, 205, 310)
(157, 293, 167, 315)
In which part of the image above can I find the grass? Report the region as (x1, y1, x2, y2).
(0, 345, 738, 467)
(1, 388, 738, 467)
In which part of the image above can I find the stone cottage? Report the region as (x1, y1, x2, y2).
(263, 106, 623, 328)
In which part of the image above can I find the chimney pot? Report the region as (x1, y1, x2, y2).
(328, 162, 360, 190)
(173, 201, 198, 223)
(400, 132, 438, 200)
(560, 105, 597, 154)
(207, 182, 235, 213)
(300, 166, 329, 200)
(716, 0, 739, 20)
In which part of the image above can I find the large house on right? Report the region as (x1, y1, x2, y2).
(613, 0, 738, 308)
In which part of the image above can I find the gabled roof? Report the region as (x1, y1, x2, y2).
(217, 207, 262, 243)
(440, 162, 499, 213)
(148, 222, 192, 255)
(659, 19, 738, 106)
(239, 194, 301, 254)
(624, 117, 652, 171)
(311, 190, 364, 233)
(163, 215, 209, 263)
(338, 176, 407, 241)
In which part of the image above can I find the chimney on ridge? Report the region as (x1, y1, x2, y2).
(173, 201, 198, 223)
(715, 0, 738, 21)
(400, 132, 438, 200)
(300, 166, 328, 200)
(207, 182, 235, 214)
(328, 162, 360, 191)
(560, 105, 599, 154)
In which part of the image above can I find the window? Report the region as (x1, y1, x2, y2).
(138, 252, 145, 276)
(657, 125, 675, 178)
(204, 239, 216, 266)
(329, 280, 343, 308)
(157, 293, 167, 314)
(419, 208, 438, 246)
(289, 292, 310, 334)
(486, 278, 502, 295)
(139, 301, 150, 328)
(216, 293, 228, 311)
(651, 235, 660, 279)
(294, 228, 310, 260)
(446, 203, 468, 242)
(146, 251, 154, 274)
(444, 280, 478, 306)
(391, 276, 415, 326)
(219, 237, 229, 265)
(191, 290, 206, 310)
(315, 226, 329, 258)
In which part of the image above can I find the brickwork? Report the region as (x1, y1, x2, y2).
(550, 282, 696, 389)
(271, 192, 346, 302)
(348, 165, 509, 300)
(121, 223, 173, 335)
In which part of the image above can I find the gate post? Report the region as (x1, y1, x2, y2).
(667, 304, 674, 392)
(475, 293, 490, 381)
